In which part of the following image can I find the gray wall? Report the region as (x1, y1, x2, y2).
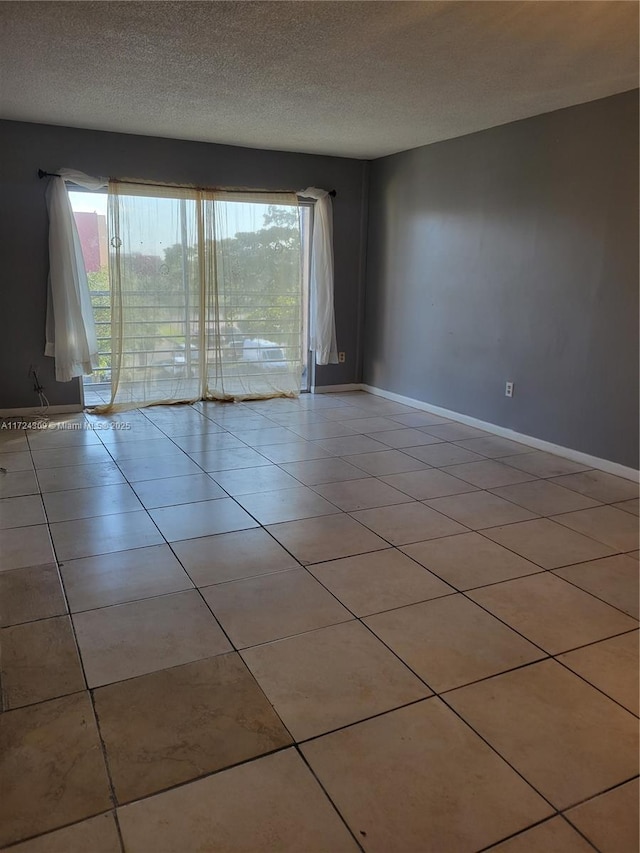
(0, 121, 368, 408)
(364, 91, 639, 469)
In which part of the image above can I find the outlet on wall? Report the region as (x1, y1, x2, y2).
(338, 352, 346, 363)
(505, 381, 514, 398)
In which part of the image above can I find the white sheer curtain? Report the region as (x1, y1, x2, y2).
(45, 168, 107, 381)
(101, 183, 303, 411)
(207, 191, 303, 400)
(299, 187, 338, 365)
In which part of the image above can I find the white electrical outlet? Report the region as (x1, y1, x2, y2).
(505, 381, 514, 398)
(338, 352, 346, 363)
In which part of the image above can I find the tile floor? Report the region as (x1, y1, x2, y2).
(0, 390, 638, 852)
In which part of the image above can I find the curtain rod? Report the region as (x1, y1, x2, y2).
(37, 170, 336, 197)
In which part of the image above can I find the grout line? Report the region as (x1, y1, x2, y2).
(294, 744, 366, 852)
(555, 813, 602, 853)
(26, 455, 126, 852)
(476, 813, 601, 853)
(0, 810, 122, 853)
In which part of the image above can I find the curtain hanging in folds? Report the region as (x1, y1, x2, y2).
(100, 183, 303, 411)
(45, 169, 107, 381)
(298, 187, 339, 365)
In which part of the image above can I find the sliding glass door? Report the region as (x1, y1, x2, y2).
(70, 187, 310, 409)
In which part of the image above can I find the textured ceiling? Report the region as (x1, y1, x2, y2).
(0, 1, 637, 159)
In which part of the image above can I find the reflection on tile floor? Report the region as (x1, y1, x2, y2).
(0, 391, 638, 851)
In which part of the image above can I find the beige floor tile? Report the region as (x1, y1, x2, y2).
(425, 490, 537, 529)
(116, 453, 202, 483)
(1, 615, 84, 709)
(309, 549, 453, 616)
(366, 594, 544, 692)
(506, 451, 591, 478)
(95, 653, 291, 803)
(351, 502, 467, 546)
(402, 442, 485, 467)
(290, 421, 360, 441)
(554, 554, 639, 618)
(0, 525, 55, 571)
(491, 479, 600, 515)
(344, 449, 428, 475)
(50, 510, 163, 560)
(0, 470, 39, 498)
(187, 446, 271, 472)
(305, 407, 362, 422)
(565, 778, 639, 853)
(447, 660, 639, 809)
(267, 411, 331, 427)
(558, 631, 639, 716)
(97, 425, 165, 446)
(108, 437, 189, 461)
(31, 444, 112, 470)
(550, 470, 639, 503)
(0, 564, 66, 627)
(73, 590, 231, 687)
(402, 532, 541, 590)
(256, 440, 334, 463)
(453, 435, 529, 458)
(43, 483, 143, 523)
(242, 620, 429, 740)
(61, 544, 193, 612)
(0, 495, 45, 530)
(280, 457, 370, 485)
(173, 527, 299, 585)
(488, 817, 594, 853)
(207, 414, 277, 432)
(388, 412, 451, 427)
(202, 569, 352, 648)
(210, 464, 300, 496)
(614, 497, 640, 516)
(482, 518, 616, 568)
(302, 698, 552, 853)
(266, 514, 389, 565)
(170, 432, 244, 454)
(226, 426, 300, 447)
(235, 486, 339, 525)
(469, 573, 636, 654)
(340, 399, 413, 416)
(37, 462, 125, 494)
(313, 477, 414, 511)
(368, 428, 443, 449)
(0, 432, 30, 454)
(0, 813, 121, 853)
(553, 505, 640, 552)
(422, 423, 490, 441)
(0, 692, 112, 847)
(162, 419, 226, 437)
(312, 434, 389, 456)
(29, 424, 102, 451)
(118, 749, 358, 853)
(442, 459, 538, 488)
(629, 550, 639, 559)
(380, 468, 477, 500)
(131, 473, 226, 508)
(0, 451, 33, 473)
(149, 497, 258, 542)
(339, 416, 400, 433)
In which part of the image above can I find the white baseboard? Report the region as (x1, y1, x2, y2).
(311, 384, 364, 394)
(0, 404, 84, 418)
(362, 384, 639, 483)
